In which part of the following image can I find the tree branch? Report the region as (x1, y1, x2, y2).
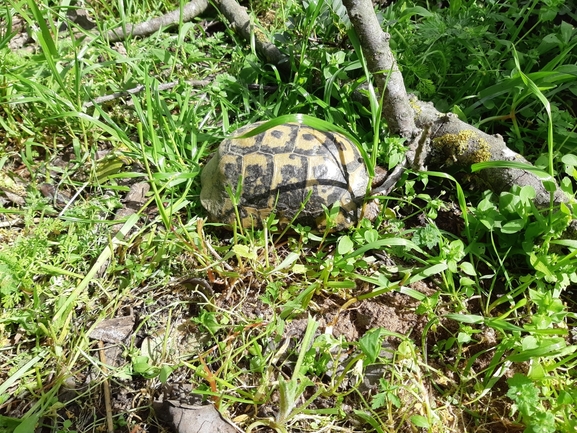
(103, 0, 290, 76)
(342, 0, 417, 139)
(343, 0, 567, 206)
(413, 99, 566, 206)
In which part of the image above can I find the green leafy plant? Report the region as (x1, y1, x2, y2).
(507, 374, 556, 433)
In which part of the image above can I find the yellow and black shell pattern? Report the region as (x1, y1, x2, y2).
(200, 122, 369, 230)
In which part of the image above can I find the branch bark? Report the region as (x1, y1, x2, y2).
(83, 79, 211, 109)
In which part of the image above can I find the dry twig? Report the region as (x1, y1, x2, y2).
(98, 341, 115, 433)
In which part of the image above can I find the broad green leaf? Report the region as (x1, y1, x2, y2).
(550, 239, 577, 249)
(459, 261, 476, 276)
(471, 161, 553, 181)
(353, 411, 385, 433)
(359, 328, 384, 364)
(522, 336, 539, 351)
(159, 365, 174, 383)
(268, 252, 300, 274)
(340, 237, 423, 263)
(519, 185, 536, 201)
(133, 356, 153, 374)
(446, 313, 484, 324)
(530, 253, 555, 278)
(14, 413, 40, 433)
(561, 154, 577, 166)
(408, 263, 448, 284)
(501, 219, 525, 234)
(337, 235, 354, 255)
(326, 280, 357, 288)
(507, 338, 566, 362)
(485, 318, 525, 332)
(399, 6, 435, 20)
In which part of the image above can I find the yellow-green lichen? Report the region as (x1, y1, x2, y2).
(467, 140, 492, 164)
(433, 129, 492, 165)
(409, 98, 423, 114)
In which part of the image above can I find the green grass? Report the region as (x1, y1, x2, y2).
(1, 0, 577, 432)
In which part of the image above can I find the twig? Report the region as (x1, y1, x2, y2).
(83, 80, 279, 109)
(0, 218, 22, 228)
(106, 0, 209, 43)
(247, 84, 279, 92)
(98, 341, 114, 433)
(370, 163, 406, 197)
(103, 0, 290, 75)
(83, 79, 211, 108)
(58, 181, 89, 217)
(96, 0, 291, 80)
(205, 238, 235, 272)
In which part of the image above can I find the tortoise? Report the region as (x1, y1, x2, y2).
(200, 122, 383, 231)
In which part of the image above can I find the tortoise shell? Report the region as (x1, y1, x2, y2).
(200, 122, 369, 230)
